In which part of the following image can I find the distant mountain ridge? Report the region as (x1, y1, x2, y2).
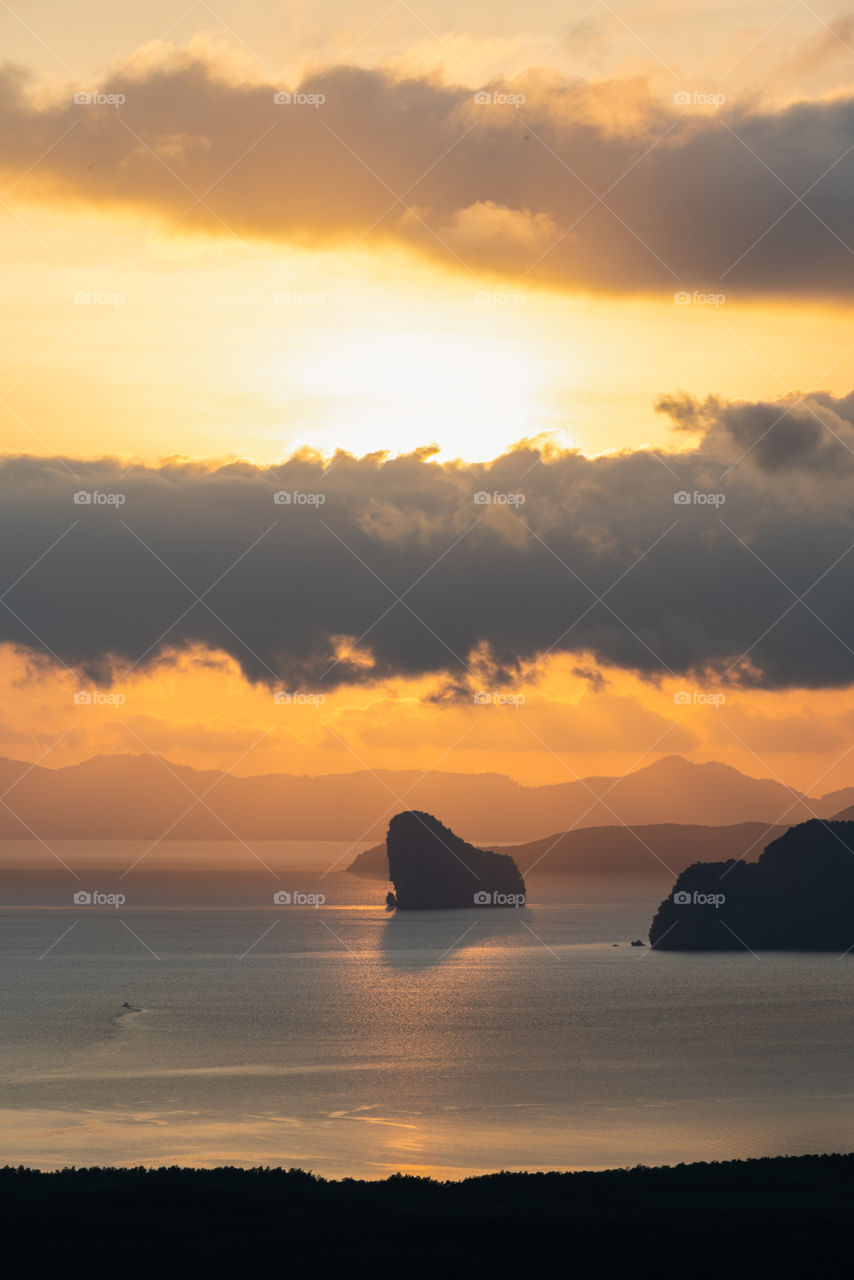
(0, 752, 848, 842)
(827, 798, 854, 822)
(348, 821, 790, 878)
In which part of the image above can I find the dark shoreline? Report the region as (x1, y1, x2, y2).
(5, 1153, 854, 1276)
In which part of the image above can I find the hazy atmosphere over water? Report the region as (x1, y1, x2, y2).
(1, 0, 854, 1203)
(3, 851, 853, 1177)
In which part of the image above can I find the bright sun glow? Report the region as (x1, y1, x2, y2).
(278, 327, 554, 460)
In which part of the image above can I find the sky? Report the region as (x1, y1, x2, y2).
(4, 0, 854, 792)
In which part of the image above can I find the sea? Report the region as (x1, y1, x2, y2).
(0, 840, 851, 1178)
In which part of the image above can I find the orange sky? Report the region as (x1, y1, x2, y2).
(3, 1, 854, 793)
(3, 643, 854, 794)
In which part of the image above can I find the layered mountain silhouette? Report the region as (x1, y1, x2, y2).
(349, 821, 788, 877)
(386, 811, 526, 909)
(0, 752, 848, 841)
(649, 819, 854, 950)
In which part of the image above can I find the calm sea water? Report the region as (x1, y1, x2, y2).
(0, 842, 851, 1177)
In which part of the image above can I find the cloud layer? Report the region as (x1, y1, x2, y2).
(4, 53, 854, 295)
(4, 390, 854, 691)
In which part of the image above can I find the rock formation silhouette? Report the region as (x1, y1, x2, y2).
(386, 810, 526, 909)
(649, 818, 854, 949)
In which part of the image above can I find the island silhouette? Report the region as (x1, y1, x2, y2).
(385, 810, 526, 909)
(649, 818, 854, 949)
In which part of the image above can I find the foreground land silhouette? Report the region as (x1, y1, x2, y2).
(4, 1155, 852, 1276)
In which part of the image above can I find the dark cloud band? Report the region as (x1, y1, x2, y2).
(2, 57, 854, 295)
(3, 391, 854, 690)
